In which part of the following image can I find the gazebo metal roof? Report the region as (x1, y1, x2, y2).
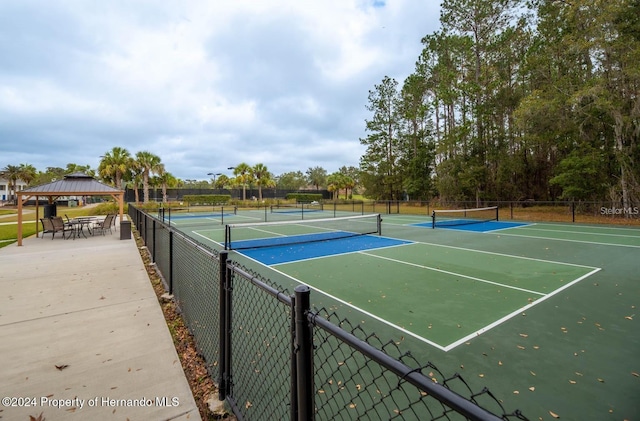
(15, 173, 125, 246)
(21, 172, 121, 195)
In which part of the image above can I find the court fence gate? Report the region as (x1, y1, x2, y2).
(128, 205, 528, 421)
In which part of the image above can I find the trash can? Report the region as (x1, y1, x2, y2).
(120, 220, 131, 240)
(44, 203, 57, 218)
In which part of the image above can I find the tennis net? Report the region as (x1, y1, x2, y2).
(270, 202, 324, 213)
(431, 206, 498, 228)
(224, 213, 382, 250)
(159, 205, 238, 226)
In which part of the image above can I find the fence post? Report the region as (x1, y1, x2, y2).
(290, 294, 298, 421)
(168, 231, 174, 294)
(571, 201, 575, 222)
(294, 285, 314, 421)
(152, 219, 156, 263)
(218, 251, 229, 400)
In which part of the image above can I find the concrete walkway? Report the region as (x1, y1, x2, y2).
(0, 219, 201, 420)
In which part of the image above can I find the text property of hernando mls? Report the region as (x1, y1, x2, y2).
(2, 396, 180, 410)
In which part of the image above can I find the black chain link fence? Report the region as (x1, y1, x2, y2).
(129, 205, 529, 421)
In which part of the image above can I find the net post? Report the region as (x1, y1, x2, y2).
(377, 214, 382, 235)
(431, 210, 436, 229)
(224, 225, 230, 250)
(495, 206, 499, 222)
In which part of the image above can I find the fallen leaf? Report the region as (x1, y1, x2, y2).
(569, 380, 577, 384)
(597, 378, 605, 383)
(632, 372, 639, 377)
(55, 364, 69, 371)
(349, 403, 357, 409)
(624, 316, 633, 320)
(517, 345, 525, 350)
(245, 401, 252, 409)
(549, 410, 560, 418)
(513, 390, 519, 394)
(519, 333, 528, 338)
(529, 387, 535, 392)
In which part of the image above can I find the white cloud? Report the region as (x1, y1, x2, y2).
(0, 0, 440, 179)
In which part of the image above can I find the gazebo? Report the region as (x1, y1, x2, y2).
(16, 172, 125, 246)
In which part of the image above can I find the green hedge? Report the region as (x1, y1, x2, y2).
(182, 194, 231, 205)
(285, 193, 323, 203)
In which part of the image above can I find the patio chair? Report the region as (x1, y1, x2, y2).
(92, 214, 115, 236)
(40, 218, 54, 239)
(50, 216, 75, 240)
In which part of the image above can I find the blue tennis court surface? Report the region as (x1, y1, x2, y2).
(410, 220, 529, 232)
(240, 235, 412, 265)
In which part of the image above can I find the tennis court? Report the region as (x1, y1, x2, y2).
(170, 206, 639, 420)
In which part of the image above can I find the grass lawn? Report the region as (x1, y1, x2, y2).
(0, 204, 120, 248)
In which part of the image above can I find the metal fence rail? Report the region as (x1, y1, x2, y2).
(128, 205, 528, 421)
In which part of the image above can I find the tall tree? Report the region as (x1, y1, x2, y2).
(99, 147, 133, 189)
(1, 165, 26, 203)
(360, 76, 402, 200)
(277, 171, 307, 190)
(135, 151, 162, 203)
(253, 163, 274, 201)
(306, 167, 327, 190)
(232, 163, 253, 201)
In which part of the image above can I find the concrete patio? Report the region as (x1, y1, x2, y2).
(0, 218, 201, 420)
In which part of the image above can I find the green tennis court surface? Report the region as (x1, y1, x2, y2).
(179, 209, 639, 420)
(273, 241, 599, 350)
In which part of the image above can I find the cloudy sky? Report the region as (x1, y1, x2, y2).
(1, 0, 441, 181)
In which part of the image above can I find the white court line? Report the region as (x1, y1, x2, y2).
(517, 226, 640, 238)
(265, 263, 449, 352)
(358, 251, 546, 296)
(517, 221, 640, 232)
(494, 232, 640, 248)
(443, 267, 601, 351)
(412, 240, 599, 269)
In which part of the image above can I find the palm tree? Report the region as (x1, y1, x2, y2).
(155, 164, 177, 203)
(252, 163, 274, 201)
(343, 176, 355, 200)
(232, 163, 253, 201)
(1, 165, 21, 203)
(99, 147, 132, 189)
(135, 151, 162, 203)
(18, 164, 38, 186)
(327, 173, 344, 200)
(214, 174, 230, 189)
(306, 166, 327, 190)
(1, 164, 37, 203)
